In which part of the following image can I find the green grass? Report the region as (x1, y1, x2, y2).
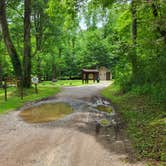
(40, 80, 94, 87)
(0, 86, 60, 114)
(0, 80, 95, 114)
(101, 84, 166, 164)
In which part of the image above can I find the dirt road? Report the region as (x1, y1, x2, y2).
(0, 81, 145, 166)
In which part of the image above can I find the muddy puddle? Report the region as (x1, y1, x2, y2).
(96, 105, 113, 113)
(19, 102, 73, 123)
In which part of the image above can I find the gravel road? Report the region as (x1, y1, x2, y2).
(0, 81, 145, 166)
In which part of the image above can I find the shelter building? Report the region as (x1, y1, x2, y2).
(82, 69, 99, 84)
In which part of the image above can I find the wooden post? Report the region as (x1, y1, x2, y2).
(35, 83, 38, 94)
(31, 77, 39, 94)
(93, 73, 95, 83)
(20, 77, 23, 100)
(96, 122, 100, 135)
(4, 78, 7, 101)
(87, 73, 89, 84)
(85, 73, 88, 84)
(82, 72, 84, 84)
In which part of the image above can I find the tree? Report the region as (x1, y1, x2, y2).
(0, 0, 32, 88)
(131, 0, 138, 81)
(23, 0, 31, 88)
(32, 0, 49, 80)
(0, 0, 22, 79)
(0, 35, 3, 87)
(151, 0, 166, 44)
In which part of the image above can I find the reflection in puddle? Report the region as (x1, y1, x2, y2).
(19, 102, 73, 123)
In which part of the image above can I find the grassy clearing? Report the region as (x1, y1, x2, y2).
(40, 80, 94, 87)
(0, 80, 94, 114)
(0, 80, 80, 113)
(101, 84, 166, 164)
(0, 85, 60, 114)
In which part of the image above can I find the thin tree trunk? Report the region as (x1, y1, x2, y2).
(0, 0, 22, 79)
(37, 54, 41, 82)
(34, 11, 43, 52)
(52, 63, 56, 81)
(52, 54, 56, 81)
(0, 37, 3, 87)
(58, 48, 62, 78)
(131, 0, 138, 79)
(23, 0, 31, 88)
(0, 59, 2, 87)
(34, 12, 43, 82)
(151, 0, 166, 44)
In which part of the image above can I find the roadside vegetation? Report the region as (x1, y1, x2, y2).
(101, 84, 166, 164)
(0, 83, 59, 114)
(40, 80, 94, 87)
(0, 80, 95, 114)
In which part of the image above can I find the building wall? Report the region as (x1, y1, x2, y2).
(99, 67, 111, 80)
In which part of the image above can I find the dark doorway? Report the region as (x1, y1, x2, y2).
(106, 72, 110, 80)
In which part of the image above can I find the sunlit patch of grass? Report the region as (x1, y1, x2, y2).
(0, 87, 15, 98)
(39, 80, 94, 87)
(0, 86, 60, 114)
(0, 80, 96, 114)
(101, 83, 166, 163)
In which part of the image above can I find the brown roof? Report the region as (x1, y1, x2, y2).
(82, 69, 99, 73)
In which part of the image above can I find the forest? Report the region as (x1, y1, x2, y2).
(0, 0, 165, 102)
(0, 0, 165, 164)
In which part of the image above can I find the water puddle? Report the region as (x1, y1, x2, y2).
(96, 105, 113, 113)
(19, 102, 73, 123)
(90, 98, 117, 129)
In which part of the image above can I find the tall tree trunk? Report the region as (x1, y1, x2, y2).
(34, 11, 43, 52)
(0, 57, 2, 87)
(52, 63, 56, 81)
(23, 0, 31, 88)
(58, 48, 62, 78)
(0, 0, 22, 79)
(37, 54, 41, 81)
(33, 11, 43, 82)
(0, 36, 3, 87)
(70, 38, 75, 79)
(151, 0, 166, 44)
(131, 0, 138, 79)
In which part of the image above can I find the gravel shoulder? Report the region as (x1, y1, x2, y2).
(0, 81, 145, 166)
